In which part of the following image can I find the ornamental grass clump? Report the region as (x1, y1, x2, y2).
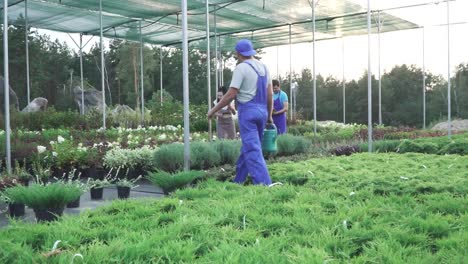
(212, 140, 241, 165)
(190, 142, 221, 170)
(147, 170, 205, 194)
(276, 134, 311, 156)
(153, 143, 184, 172)
(2, 182, 82, 210)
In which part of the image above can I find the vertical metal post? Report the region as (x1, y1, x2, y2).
(219, 35, 223, 86)
(367, 0, 373, 152)
(80, 34, 85, 115)
(342, 37, 346, 124)
(139, 20, 145, 125)
(182, 0, 190, 171)
(214, 8, 219, 90)
(377, 11, 382, 125)
(160, 47, 163, 106)
(206, 0, 212, 141)
(3, 0, 11, 173)
(422, 27, 426, 129)
(289, 24, 293, 120)
(312, 0, 317, 136)
(446, 0, 451, 138)
(99, 0, 106, 129)
(276, 46, 279, 78)
(25, 0, 30, 106)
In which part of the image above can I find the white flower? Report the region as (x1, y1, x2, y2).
(52, 152, 58, 157)
(50, 140, 55, 145)
(78, 143, 83, 147)
(37, 146, 47, 154)
(158, 134, 167, 141)
(57, 135, 65, 143)
(349, 191, 356, 196)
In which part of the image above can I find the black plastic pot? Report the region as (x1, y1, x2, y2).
(33, 207, 65, 222)
(19, 178, 29, 187)
(117, 186, 130, 199)
(8, 203, 25, 217)
(66, 197, 81, 208)
(90, 187, 104, 200)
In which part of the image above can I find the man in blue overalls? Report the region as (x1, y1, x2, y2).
(272, 79, 288, 134)
(208, 39, 273, 185)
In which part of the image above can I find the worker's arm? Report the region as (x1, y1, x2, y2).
(207, 88, 238, 119)
(267, 83, 273, 123)
(273, 102, 289, 115)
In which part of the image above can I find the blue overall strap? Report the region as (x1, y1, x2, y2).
(242, 60, 268, 105)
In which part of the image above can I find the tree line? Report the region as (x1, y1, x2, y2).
(1, 24, 467, 128)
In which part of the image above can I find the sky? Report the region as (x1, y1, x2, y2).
(261, 0, 468, 80)
(39, 0, 468, 82)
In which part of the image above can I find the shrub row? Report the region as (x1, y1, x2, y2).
(154, 135, 312, 172)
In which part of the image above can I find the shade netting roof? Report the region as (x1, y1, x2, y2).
(1, 0, 420, 49)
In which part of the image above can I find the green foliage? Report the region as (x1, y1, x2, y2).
(438, 141, 468, 155)
(147, 170, 204, 194)
(1, 153, 467, 262)
(190, 142, 221, 170)
(212, 140, 241, 165)
(397, 140, 439, 154)
(153, 143, 184, 172)
(359, 140, 401, 153)
(276, 134, 311, 156)
(103, 146, 157, 171)
(1, 182, 82, 210)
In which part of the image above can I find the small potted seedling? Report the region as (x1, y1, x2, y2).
(114, 168, 142, 199)
(88, 169, 115, 200)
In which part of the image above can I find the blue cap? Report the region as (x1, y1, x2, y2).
(235, 39, 256, 56)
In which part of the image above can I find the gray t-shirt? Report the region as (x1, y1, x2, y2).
(229, 59, 271, 103)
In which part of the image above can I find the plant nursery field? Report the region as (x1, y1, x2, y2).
(0, 153, 467, 263)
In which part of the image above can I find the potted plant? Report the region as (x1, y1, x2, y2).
(147, 170, 204, 195)
(13, 160, 31, 186)
(2, 182, 82, 222)
(59, 170, 89, 208)
(0, 176, 24, 218)
(88, 170, 114, 200)
(114, 170, 142, 199)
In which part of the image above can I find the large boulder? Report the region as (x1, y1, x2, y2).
(431, 119, 468, 132)
(73, 86, 106, 113)
(22, 97, 48, 112)
(112, 104, 135, 115)
(0, 77, 20, 113)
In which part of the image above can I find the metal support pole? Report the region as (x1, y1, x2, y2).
(214, 8, 219, 90)
(422, 27, 426, 129)
(25, 0, 30, 106)
(312, 0, 317, 136)
(99, 0, 106, 129)
(446, 0, 451, 138)
(367, 0, 373, 152)
(342, 37, 346, 124)
(276, 46, 279, 78)
(3, 0, 11, 173)
(182, 0, 190, 171)
(206, 0, 212, 141)
(160, 47, 163, 106)
(377, 11, 382, 125)
(139, 20, 145, 125)
(289, 24, 293, 120)
(80, 34, 85, 115)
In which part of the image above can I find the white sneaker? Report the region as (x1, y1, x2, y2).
(268, 182, 283, 188)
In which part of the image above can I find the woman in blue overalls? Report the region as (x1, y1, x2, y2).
(208, 39, 273, 185)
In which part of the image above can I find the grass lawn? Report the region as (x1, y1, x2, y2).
(1, 153, 467, 263)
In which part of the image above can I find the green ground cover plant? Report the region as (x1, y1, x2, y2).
(0, 153, 466, 263)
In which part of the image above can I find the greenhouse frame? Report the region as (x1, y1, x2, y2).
(1, 0, 460, 172)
